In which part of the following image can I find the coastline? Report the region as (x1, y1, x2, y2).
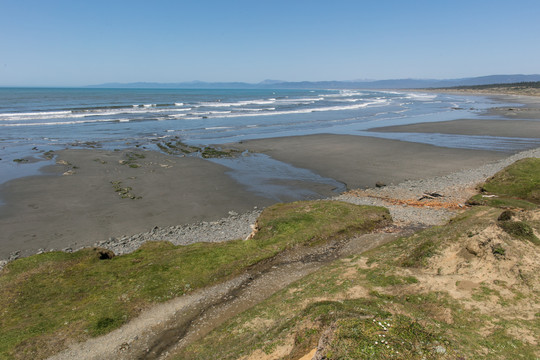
(1, 91, 539, 265)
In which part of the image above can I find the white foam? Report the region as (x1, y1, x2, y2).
(0, 110, 71, 117)
(198, 99, 277, 108)
(0, 118, 118, 127)
(406, 93, 438, 101)
(183, 99, 389, 120)
(174, 102, 184, 106)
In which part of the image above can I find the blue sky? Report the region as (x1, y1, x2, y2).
(1, 0, 539, 86)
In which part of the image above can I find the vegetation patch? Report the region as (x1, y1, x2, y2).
(43, 150, 55, 160)
(364, 268, 419, 287)
(322, 315, 448, 359)
(481, 158, 540, 204)
(181, 205, 540, 359)
(110, 180, 142, 200)
(155, 136, 241, 158)
(253, 201, 391, 248)
(466, 158, 540, 209)
(466, 193, 537, 210)
(0, 201, 389, 359)
(118, 151, 145, 168)
(498, 220, 540, 245)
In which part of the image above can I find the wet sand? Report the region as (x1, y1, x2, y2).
(0, 150, 276, 259)
(2, 92, 539, 260)
(229, 134, 506, 190)
(0, 138, 508, 260)
(367, 119, 540, 138)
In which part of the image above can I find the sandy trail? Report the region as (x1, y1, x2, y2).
(48, 231, 401, 360)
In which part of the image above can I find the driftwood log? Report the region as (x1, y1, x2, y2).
(418, 192, 444, 201)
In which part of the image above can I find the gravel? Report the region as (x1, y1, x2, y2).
(336, 147, 540, 226)
(1, 146, 539, 270)
(92, 210, 262, 256)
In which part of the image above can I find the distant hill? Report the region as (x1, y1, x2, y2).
(439, 80, 540, 90)
(431, 80, 540, 97)
(87, 74, 540, 90)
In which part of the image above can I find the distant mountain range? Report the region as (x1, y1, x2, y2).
(87, 74, 540, 90)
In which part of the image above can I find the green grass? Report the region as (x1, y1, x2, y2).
(323, 315, 447, 360)
(0, 201, 390, 359)
(498, 220, 540, 245)
(466, 194, 537, 210)
(179, 205, 540, 360)
(480, 158, 540, 204)
(363, 268, 419, 287)
(177, 159, 540, 360)
(466, 158, 540, 209)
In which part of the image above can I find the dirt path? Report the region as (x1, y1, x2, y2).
(48, 230, 403, 360)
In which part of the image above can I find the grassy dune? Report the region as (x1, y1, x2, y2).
(0, 201, 390, 359)
(179, 159, 540, 360)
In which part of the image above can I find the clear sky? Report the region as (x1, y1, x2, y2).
(1, 0, 540, 86)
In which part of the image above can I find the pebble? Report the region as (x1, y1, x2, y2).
(1, 147, 538, 269)
(336, 147, 540, 226)
(93, 210, 262, 256)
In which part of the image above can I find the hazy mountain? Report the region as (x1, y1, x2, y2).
(87, 74, 540, 89)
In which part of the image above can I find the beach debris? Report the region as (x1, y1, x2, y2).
(375, 181, 386, 188)
(56, 159, 70, 165)
(62, 170, 75, 176)
(418, 192, 444, 201)
(246, 223, 259, 240)
(346, 190, 464, 210)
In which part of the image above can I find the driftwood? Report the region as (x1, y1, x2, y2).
(418, 192, 444, 201)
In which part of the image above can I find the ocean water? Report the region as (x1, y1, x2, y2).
(0, 87, 537, 197)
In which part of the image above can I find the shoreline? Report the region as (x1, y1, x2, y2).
(1, 92, 540, 266)
(1, 143, 538, 269)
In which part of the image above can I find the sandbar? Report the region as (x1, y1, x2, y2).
(366, 119, 540, 138)
(228, 134, 506, 190)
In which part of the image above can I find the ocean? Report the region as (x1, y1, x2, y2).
(0, 87, 538, 187)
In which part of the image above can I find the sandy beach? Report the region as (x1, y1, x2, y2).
(1, 93, 539, 261)
(0, 136, 509, 260)
(229, 134, 507, 189)
(0, 150, 275, 259)
(367, 118, 540, 138)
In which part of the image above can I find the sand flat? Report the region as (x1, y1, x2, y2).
(367, 119, 540, 138)
(0, 149, 275, 259)
(229, 134, 506, 190)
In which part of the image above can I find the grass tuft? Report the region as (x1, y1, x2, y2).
(498, 220, 540, 245)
